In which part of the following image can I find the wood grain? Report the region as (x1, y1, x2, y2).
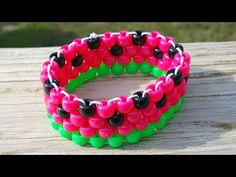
(0, 42, 236, 154)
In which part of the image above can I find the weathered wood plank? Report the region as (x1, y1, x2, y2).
(0, 42, 236, 154)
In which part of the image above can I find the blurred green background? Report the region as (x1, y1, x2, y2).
(1, 22, 236, 47)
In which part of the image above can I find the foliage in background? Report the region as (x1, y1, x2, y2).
(0, 22, 236, 47)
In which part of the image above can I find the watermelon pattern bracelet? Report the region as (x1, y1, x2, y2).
(40, 30, 191, 148)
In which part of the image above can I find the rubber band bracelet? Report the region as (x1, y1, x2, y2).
(40, 30, 191, 148)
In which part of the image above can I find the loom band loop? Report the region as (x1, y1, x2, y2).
(47, 56, 57, 83)
(176, 47, 183, 57)
(165, 73, 174, 82)
(110, 32, 120, 37)
(48, 51, 65, 69)
(68, 41, 78, 50)
(156, 76, 174, 94)
(168, 40, 176, 48)
(166, 68, 183, 86)
(127, 94, 139, 101)
(172, 61, 190, 78)
(51, 82, 59, 92)
(156, 34, 166, 41)
(127, 31, 137, 35)
(49, 55, 56, 65)
(81, 37, 89, 43)
(107, 97, 122, 105)
(174, 65, 182, 75)
(89, 100, 103, 106)
(60, 90, 70, 99)
(155, 80, 164, 91)
(73, 97, 86, 106)
(142, 89, 152, 98)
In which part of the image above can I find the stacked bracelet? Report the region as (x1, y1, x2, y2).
(40, 30, 191, 148)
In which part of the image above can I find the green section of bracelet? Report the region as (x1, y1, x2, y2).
(65, 60, 166, 93)
(46, 96, 185, 148)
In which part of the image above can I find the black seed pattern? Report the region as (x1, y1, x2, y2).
(78, 99, 96, 118)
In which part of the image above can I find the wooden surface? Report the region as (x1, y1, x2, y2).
(0, 42, 236, 154)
